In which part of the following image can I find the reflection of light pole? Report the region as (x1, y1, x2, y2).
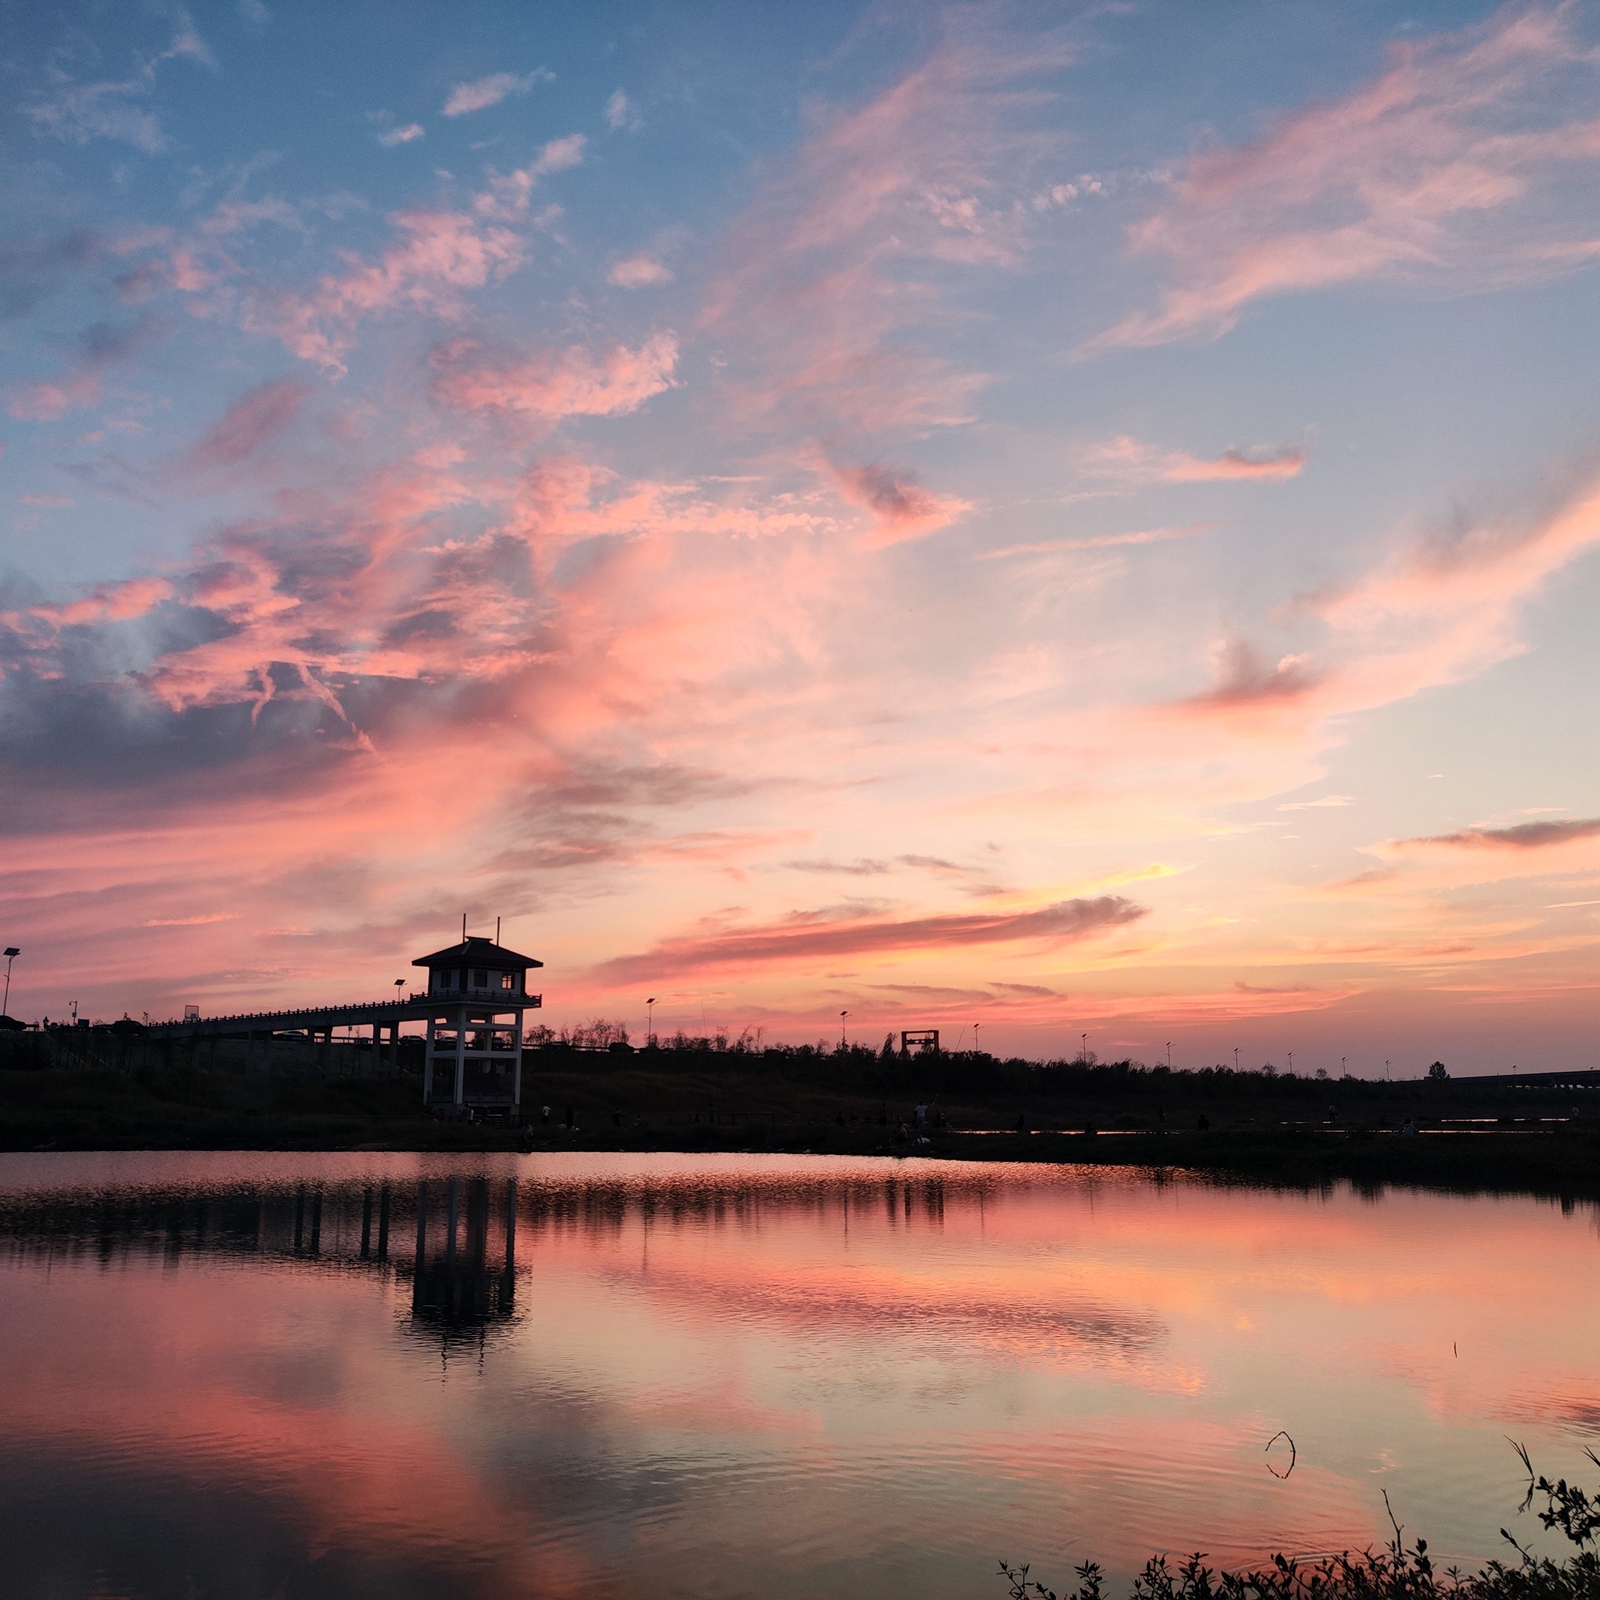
(840, 1010, 848, 1048)
(647, 998, 656, 1045)
(2, 948, 17, 1018)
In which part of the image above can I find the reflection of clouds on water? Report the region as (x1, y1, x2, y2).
(1, 1153, 1598, 1600)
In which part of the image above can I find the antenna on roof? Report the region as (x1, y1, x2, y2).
(495, 916, 501, 944)
(461, 912, 467, 942)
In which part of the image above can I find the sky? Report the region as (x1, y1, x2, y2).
(1, 0, 1598, 1071)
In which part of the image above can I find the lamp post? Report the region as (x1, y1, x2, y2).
(1288, 1051, 1293, 1074)
(1081, 1032, 1088, 1067)
(973, 1021, 980, 1055)
(1166, 1041, 1172, 1069)
(1234, 1047, 1240, 1072)
(2, 947, 17, 1019)
(840, 1010, 849, 1049)
(647, 998, 656, 1046)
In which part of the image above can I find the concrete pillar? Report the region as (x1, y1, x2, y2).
(371, 1021, 381, 1078)
(423, 1017, 435, 1103)
(319, 1026, 332, 1076)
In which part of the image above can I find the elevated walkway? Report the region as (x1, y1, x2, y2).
(147, 992, 542, 1040)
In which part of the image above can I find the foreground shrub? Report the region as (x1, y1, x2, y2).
(998, 1448, 1600, 1599)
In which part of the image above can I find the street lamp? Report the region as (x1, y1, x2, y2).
(1234, 1047, 1240, 1072)
(647, 998, 656, 1045)
(1166, 1041, 1172, 1069)
(2, 948, 17, 1019)
(1081, 1032, 1088, 1067)
(973, 1021, 981, 1054)
(840, 1010, 849, 1048)
(1288, 1051, 1293, 1074)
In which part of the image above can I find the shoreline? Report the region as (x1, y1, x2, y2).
(9, 1122, 1600, 1199)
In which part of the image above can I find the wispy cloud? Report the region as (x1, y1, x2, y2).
(828, 462, 970, 545)
(980, 523, 1213, 559)
(442, 70, 551, 118)
(701, 20, 1073, 436)
(593, 896, 1145, 984)
(1081, 435, 1306, 484)
(171, 376, 309, 474)
(1090, 5, 1600, 350)
(378, 123, 425, 148)
(1385, 818, 1600, 852)
(431, 332, 679, 422)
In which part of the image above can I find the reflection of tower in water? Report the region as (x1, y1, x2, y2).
(408, 1176, 518, 1342)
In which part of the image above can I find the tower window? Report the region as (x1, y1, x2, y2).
(500, 972, 516, 991)
(472, 968, 488, 988)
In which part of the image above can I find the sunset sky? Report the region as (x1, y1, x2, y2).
(2, 1, 1598, 1070)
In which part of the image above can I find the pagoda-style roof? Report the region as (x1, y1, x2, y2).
(412, 935, 543, 971)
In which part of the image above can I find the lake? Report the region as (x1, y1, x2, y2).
(0, 1151, 1595, 1599)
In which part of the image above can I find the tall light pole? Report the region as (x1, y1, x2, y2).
(1081, 1032, 1088, 1067)
(1234, 1046, 1240, 1072)
(840, 1010, 848, 1048)
(1288, 1051, 1293, 1074)
(647, 998, 656, 1046)
(1166, 1041, 1172, 1069)
(2, 948, 17, 1019)
(973, 1021, 981, 1055)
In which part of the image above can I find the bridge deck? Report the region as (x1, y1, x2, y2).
(148, 994, 542, 1039)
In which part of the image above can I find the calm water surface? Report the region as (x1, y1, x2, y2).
(1, 1151, 1596, 1599)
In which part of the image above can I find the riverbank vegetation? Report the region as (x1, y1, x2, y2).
(0, 1032, 1595, 1195)
(996, 1449, 1600, 1598)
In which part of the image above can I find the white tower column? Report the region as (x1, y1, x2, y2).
(453, 1003, 466, 1105)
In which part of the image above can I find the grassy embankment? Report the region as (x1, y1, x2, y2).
(1, 1033, 1596, 1194)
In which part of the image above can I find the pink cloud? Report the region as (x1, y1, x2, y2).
(828, 462, 970, 545)
(173, 377, 309, 473)
(28, 576, 173, 627)
(431, 333, 679, 422)
(593, 895, 1145, 984)
(176, 141, 583, 375)
(1090, 6, 1600, 350)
